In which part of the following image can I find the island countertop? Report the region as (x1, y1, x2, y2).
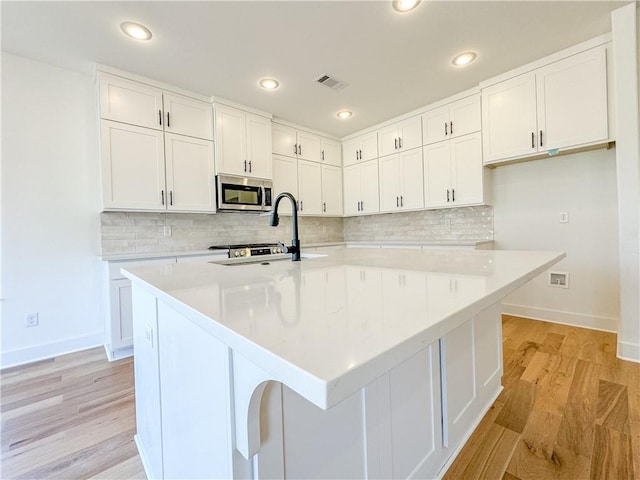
(123, 246, 564, 409)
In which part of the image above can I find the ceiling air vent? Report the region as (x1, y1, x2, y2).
(314, 73, 347, 91)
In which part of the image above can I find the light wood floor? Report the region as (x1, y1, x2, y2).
(1, 316, 638, 479)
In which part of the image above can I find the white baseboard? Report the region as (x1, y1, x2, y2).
(617, 340, 640, 363)
(501, 303, 618, 333)
(1, 332, 104, 369)
(134, 434, 153, 480)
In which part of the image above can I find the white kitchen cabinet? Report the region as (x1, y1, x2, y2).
(379, 148, 424, 213)
(482, 46, 608, 164)
(272, 123, 325, 163)
(342, 132, 378, 166)
(320, 137, 342, 166)
(440, 303, 502, 449)
(272, 154, 299, 215)
(423, 132, 483, 208)
(101, 120, 216, 213)
(321, 164, 343, 216)
(298, 160, 323, 215)
(164, 133, 215, 212)
(343, 159, 379, 215)
(99, 73, 213, 140)
(377, 116, 422, 157)
(101, 120, 166, 211)
(422, 94, 481, 145)
(215, 103, 272, 179)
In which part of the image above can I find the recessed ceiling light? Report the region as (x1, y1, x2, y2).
(392, 0, 421, 13)
(452, 52, 477, 67)
(259, 78, 280, 90)
(337, 110, 352, 119)
(120, 22, 152, 41)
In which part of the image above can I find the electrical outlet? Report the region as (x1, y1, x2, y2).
(163, 226, 172, 237)
(25, 312, 39, 327)
(559, 212, 569, 223)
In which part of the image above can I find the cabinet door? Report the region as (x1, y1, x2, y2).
(398, 116, 423, 151)
(99, 74, 163, 130)
(422, 106, 449, 145)
(246, 113, 273, 179)
(536, 47, 608, 152)
(272, 123, 298, 157)
(440, 319, 477, 449)
(215, 104, 247, 176)
(379, 155, 401, 212)
(343, 164, 362, 215)
(272, 154, 299, 215)
(482, 73, 537, 163)
(321, 137, 342, 166)
(342, 138, 360, 166)
(298, 160, 323, 215)
(423, 142, 451, 208)
(109, 279, 133, 350)
(321, 164, 343, 215)
(165, 134, 215, 212)
(378, 124, 400, 158)
(451, 132, 483, 206)
(360, 159, 380, 214)
(297, 131, 322, 162)
(101, 120, 166, 211)
(360, 132, 379, 162)
(164, 93, 213, 140)
(449, 95, 481, 139)
(399, 148, 424, 210)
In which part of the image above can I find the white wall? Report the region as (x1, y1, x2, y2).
(1, 53, 104, 367)
(491, 149, 620, 332)
(611, 3, 640, 362)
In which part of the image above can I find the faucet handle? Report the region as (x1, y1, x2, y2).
(277, 242, 290, 254)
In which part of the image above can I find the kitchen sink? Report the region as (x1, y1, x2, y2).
(211, 253, 326, 266)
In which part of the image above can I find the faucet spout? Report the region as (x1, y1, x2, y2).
(270, 192, 301, 261)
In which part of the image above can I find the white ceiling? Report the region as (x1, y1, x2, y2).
(1, 1, 628, 138)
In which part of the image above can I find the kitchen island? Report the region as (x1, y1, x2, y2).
(123, 246, 564, 480)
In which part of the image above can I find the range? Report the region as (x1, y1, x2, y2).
(208, 243, 285, 259)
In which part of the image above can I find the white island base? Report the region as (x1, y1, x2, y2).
(125, 247, 563, 479)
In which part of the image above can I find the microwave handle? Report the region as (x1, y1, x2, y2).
(260, 185, 266, 207)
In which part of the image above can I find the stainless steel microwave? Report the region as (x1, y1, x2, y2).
(216, 175, 273, 212)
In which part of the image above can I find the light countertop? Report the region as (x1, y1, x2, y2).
(100, 240, 492, 262)
(123, 246, 563, 409)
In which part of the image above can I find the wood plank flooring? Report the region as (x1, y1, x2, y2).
(1, 348, 145, 479)
(444, 315, 640, 480)
(1, 316, 638, 479)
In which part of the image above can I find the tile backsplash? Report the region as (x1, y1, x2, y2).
(100, 206, 493, 255)
(100, 212, 344, 255)
(343, 206, 494, 243)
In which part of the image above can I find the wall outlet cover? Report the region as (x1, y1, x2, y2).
(549, 271, 569, 288)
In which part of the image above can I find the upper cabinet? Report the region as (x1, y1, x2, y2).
(99, 73, 213, 140)
(379, 148, 424, 213)
(273, 123, 340, 165)
(98, 70, 215, 213)
(482, 46, 608, 164)
(343, 132, 378, 166)
(422, 95, 481, 145)
(215, 103, 272, 179)
(378, 116, 423, 157)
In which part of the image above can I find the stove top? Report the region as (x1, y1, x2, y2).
(209, 243, 283, 258)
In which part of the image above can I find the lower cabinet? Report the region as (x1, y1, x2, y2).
(104, 254, 225, 361)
